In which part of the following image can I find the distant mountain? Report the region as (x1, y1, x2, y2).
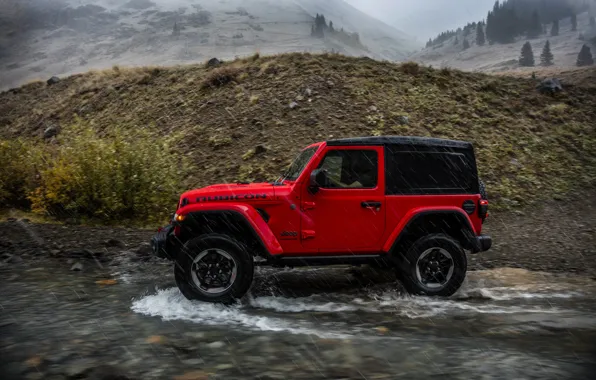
(409, 1, 596, 72)
(0, 0, 417, 90)
(344, 0, 495, 43)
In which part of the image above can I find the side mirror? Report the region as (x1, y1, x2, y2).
(309, 168, 329, 194)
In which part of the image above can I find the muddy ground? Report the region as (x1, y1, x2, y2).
(1, 193, 595, 276)
(1, 194, 595, 380)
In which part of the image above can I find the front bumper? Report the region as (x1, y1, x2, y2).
(151, 224, 176, 260)
(470, 235, 492, 254)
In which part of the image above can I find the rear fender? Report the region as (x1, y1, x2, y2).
(382, 207, 477, 254)
(176, 203, 283, 256)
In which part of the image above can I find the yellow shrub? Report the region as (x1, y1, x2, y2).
(28, 120, 191, 223)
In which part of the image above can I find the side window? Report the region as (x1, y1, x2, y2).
(317, 149, 378, 189)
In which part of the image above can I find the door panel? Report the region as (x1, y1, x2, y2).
(300, 146, 386, 253)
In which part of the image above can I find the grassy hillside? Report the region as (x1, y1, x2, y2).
(0, 53, 595, 222)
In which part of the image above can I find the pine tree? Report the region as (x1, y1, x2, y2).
(577, 44, 594, 66)
(540, 40, 554, 66)
(454, 35, 459, 45)
(463, 38, 470, 50)
(329, 21, 334, 32)
(476, 23, 486, 46)
(527, 11, 542, 38)
(519, 41, 535, 66)
(591, 16, 596, 28)
(551, 19, 559, 36)
(571, 13, 577, 31)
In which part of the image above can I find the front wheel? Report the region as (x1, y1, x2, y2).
(398, 234, 467, 297)
(174, 234, 254, 305)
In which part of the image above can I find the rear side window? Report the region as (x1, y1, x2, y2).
(318, 149, 378, 189)
(385, 148, 478, 195)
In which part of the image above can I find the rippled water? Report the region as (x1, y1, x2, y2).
(131, 267, 596, 339)
(2, 261, 596, 379)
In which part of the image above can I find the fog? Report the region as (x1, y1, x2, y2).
(344, 0, 496, 41)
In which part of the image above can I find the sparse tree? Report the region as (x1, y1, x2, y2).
(476, 23, 486, 46)
(540, 40, 554, 66)
(463, 38, 470, 50)
(172, 21, 180, 36)
(551, 19, 559, 36)
(329, 21, 334, 32)
(519, 41, 535, 67)
(527, 11, 542, 38)
(454, 35, 459, 45)
(577, 44, 594, 66)
(591, 16, 596, 28)
(571, 13, 577, 31)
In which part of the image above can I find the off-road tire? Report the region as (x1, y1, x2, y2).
(398, 234, 467, 297)
(174, 234, 254, 305)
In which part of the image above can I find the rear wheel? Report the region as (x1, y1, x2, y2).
(398, 234, 467, 297)
(174, 234, 254, 305)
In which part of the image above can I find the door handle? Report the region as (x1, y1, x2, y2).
(361, 201, 382, 209)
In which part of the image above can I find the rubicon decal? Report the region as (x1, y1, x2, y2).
(196, 194, 268, 202)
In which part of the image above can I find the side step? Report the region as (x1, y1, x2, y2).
(265, 254, 389, 268)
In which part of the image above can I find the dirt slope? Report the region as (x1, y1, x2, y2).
(1, 53, 595, 209)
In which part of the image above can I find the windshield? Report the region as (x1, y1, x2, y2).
(282, 146, 319, 182)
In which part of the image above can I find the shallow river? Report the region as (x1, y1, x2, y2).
(1, 258, 595, 380)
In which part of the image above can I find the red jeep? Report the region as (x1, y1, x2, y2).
(152, 136, 491, 304)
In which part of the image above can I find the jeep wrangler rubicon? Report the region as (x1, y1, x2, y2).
(151, 136, 492, 304)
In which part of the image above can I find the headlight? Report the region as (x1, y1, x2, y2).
(174, 213, 186, 222)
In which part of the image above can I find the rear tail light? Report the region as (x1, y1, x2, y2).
(478, 199, 489, 221)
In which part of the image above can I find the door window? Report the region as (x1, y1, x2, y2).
(317, 150, 378, 189)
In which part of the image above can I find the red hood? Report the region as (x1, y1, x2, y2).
(178, 182, 278, 208)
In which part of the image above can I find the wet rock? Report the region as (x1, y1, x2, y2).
(289, 101, 299, 109)
(4, 254, 23, 264)
(105, 239, 126, 248)
(368, 105, 378, 112)
(215, 363, 233, 370)
(326, 80, 335, 87)
(207, 341, 225, 349)
(304, 88, 312, 96)
(70, 262, 83, 271)
(136, 243, 152, 256)
(398, 115, 409, 125)
(254, 144, 267, 155)
(6, 217, 17, 223)
(64, 358, 96, 378)
(536, 78, 563, 95)
(181, 358, 204, 366)
(47, 76, 60, 86)
(43, 126, 59, 139)
(21, 218, 30, 224)
(206, 58, 222, 67)
(87, 365, 133, 380)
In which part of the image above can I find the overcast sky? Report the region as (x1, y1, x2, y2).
(344, 0, 496, 41)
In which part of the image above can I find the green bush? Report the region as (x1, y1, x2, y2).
(0, 139, 39, 208)
(28, 120, 191, 223)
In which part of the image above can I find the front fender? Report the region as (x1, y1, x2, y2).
(382, 206, 477, 253)
(176, 203, 284, 255)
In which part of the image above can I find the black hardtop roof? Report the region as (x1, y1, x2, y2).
(326, 136, 473, 149)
